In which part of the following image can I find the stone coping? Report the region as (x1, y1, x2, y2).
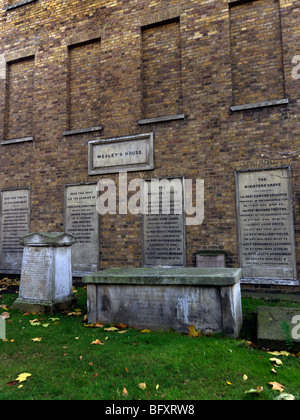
(83, 267, 242, 287)
(19, 232, 76, 247)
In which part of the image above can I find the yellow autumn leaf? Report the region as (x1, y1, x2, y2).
(243, 375, 248, 381)
(138, 383, 146, 390)
(118, 330, 128, 334)
(226, 381, 232, 386)
(187, 325, 201, 337)
(104, 327, 118, 332)
(269, 358, 283, 366)
(122, 387, 128, 397)
(31, 337, 42, 342)
(16, 373, 32, 383)
(156, 384, 160, 390)
(91, 339, 105, 345)
(141, 329, 151, 334)
(269, 382, 285, 392)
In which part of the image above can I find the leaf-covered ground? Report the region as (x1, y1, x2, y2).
(0, 280, 299, 400)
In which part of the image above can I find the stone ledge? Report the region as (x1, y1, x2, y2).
(6, 0, 37, 11)
(1, 137, 34, 145)
(83, 267, 242, 287)
(230, 98, 289, 112)
(138, 114, 186, 125)
(63, 126, 103, 136)
(19, 232, 76, 247)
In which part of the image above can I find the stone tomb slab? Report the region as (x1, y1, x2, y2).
(84, 268, 243, 338)
(257, 306, 300, 352)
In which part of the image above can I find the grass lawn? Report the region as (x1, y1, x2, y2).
(0, 282, 299, 401)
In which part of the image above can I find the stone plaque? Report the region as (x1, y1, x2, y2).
(0, 188, 30, 272)
(20, 246, 52, 301)
(64, 184, 99, 275)
(236, 168, 297, 285)
(142, 178, 186, 267)
(88, 133, 154, 175)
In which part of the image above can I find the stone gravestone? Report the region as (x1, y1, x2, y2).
(64, 184, 99, 276)
(235, 168, 297, 285)
(12, 232, 77, 313)
(0, 188, 30, 273)
(142, 178, 186, 267)
(257, 306, 300, 351)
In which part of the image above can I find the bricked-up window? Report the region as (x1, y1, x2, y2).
(68, 38, 101, 131)
(230, 0, 285, 106)
(5, 56, 34, 140)
(142, 19, 182, 119)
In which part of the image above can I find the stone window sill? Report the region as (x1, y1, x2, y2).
(63, 126, 103, 137)
(1, 136, 34, 145)
(230, 98, 289, 112)
(6, 0, 37, 11)
(138, 114, 186, 125)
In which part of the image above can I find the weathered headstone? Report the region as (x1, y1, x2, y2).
(0, 188, 30, 273)
(235, 168, 297, 285)
(12, 232, 77, 313)
(142, 178, 186, 267)
(64, 184, 99, 275)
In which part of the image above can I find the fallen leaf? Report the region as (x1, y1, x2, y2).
(67, 311, 82, 316)
(6, 380, 18, 386)
(275, 393, 295, 401)
(104, 327, 118, 332)
(1, 312, 10, 319)
(269, 358, 283, 366)
(268, 351, 291, 357)
(118, 330, 128, 334)
(245, 386, 264, 394)
(29, 319, 39, 323)
(49, 318, 60, 322)
(138, 383, 146, 390)
(18, 385, 23, 389)
(95, 322, 104, 328)
(141, 329, 151, 334)
(187, 325, 201, 338)
(243, 375, 248, 381)
(125, 367, 129, 373)
(31, 337, 42, 342)
(42, 323, 50, 328)
(115, 323, 128, 329)
(156, 384, 160, 390)
(226, 381, 232, 386)
(122, 387, 128, 397)
(16, 373, 31, 383)
(271, 368, 277, 374)
(90, 339, 105, 345)
(269, 382, 285, 392)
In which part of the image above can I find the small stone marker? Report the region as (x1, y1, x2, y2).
(257, 306, 300, 351)
(12, 232, 77, 313)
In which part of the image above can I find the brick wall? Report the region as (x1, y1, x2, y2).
(0, 0, 299, 290)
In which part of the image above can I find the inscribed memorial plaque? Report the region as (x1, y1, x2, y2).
(88, 133, 154, 175)
(142, 178, 186, 267)
(0, 188, 30, 272)
(64, 184, 99, 275)
(236, 168, 297, 285)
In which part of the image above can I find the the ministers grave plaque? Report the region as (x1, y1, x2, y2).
(0, 188, 30, 272)
(142, 178, 186, 267)
(64, 184, 99, 275)
(236, 168, 297, 285)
